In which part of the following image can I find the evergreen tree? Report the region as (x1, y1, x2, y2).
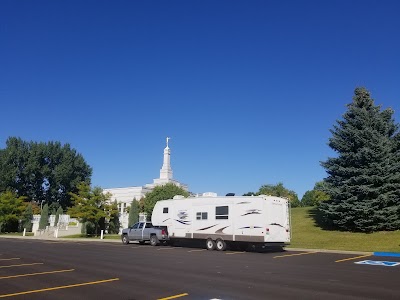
(21, 203, 34, 231)
(107, 200, 120, 234)
(39, 203, 49, 229)
(54, 206, 63, 226)
(320, 87, 400, 232)
(128, 199, 140, 227)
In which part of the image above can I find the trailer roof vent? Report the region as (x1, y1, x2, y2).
(173, 195, 185, 199)
(225, 193, 235, 196)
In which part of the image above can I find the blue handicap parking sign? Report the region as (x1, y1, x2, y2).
(355, 260, 400, 267)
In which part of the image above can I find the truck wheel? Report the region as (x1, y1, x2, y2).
(216, 239, 226, 251)
(206, 238, 216, 250)
(122, 235, 129, 245)
(150, 235, 159, 246)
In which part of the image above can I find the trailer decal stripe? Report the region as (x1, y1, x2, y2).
(269, 223, 284, 228)
(174, 219, 190, 225)
(197, 224, 218, 231)
(215, 226, 230, 234)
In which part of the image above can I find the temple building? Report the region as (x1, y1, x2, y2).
(103, 137, 188, 228)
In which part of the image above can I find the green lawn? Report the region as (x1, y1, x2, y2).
(0, 232, 34, 236)
(290, 207, 400, 252)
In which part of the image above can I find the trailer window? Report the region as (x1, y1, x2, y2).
(216, 206, 229, 219)
(163, 207, 168, 213)
(196, 212, 208, 220)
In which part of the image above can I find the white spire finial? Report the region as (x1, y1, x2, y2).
(166, 137, 170, 148)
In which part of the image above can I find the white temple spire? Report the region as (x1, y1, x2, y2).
(159, 137, 173, 180)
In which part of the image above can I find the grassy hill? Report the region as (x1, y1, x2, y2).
(290, 207, 400, 252)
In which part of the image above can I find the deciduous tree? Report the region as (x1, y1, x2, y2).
(143, 183, 189, 216)
(68, 183, 112, 235)
(250, 183, 301, 207)
(0, 191, 25, 232)
(0, 137, 92, 209)
(301, 182, 330, 207)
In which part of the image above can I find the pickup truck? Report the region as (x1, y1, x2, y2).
(121, 221, 168, 246)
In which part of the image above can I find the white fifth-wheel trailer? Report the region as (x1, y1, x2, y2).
(151, 194, 291, 251)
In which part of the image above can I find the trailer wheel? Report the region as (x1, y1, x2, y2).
(206, 238, 216, 250)
(150, 235, 159, 246)
(122, 235, 129, 245)
(216, 239, 227, 251)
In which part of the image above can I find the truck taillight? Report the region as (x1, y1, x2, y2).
(161, 229, 166, 235)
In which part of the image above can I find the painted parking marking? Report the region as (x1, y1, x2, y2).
(0, 269, 75, 280)
(226, 251, 245, 255)
(335, 254, 371, 263)
(131, 246, 142, 249)
(0, 258, 20, 261)
(355, 260, 400, 267)
(0, 263, 43, 269)
(374, 252, 400, 258)
(157, 293, 189, 300)
(0, 278, 119, 298)
(273, 252, 317, 258)
(188, 249, 206, 252)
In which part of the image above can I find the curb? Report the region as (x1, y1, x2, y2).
(285, 247, 372, 255)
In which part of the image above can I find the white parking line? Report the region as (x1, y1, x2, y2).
(188, 249, 206, 252)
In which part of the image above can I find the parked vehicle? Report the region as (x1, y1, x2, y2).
(151, 195, 291, 251)
(121, 221, 168, 246)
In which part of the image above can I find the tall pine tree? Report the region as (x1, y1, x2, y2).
(320, 87, 400, 232)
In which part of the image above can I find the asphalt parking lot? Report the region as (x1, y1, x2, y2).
(0, 238, 399, 299)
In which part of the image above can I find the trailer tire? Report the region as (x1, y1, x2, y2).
(122, 235, 129, 245)
(150, 235, 159, 246)
(216, 239, 227, 251)
(206, 238, 216, 250)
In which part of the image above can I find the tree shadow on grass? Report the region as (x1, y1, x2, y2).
(307, 207, 337, 231)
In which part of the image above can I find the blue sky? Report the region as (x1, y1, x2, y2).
(1, 0, 400, 198)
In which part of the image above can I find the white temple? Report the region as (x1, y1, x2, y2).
(103, 137, 188, 228)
